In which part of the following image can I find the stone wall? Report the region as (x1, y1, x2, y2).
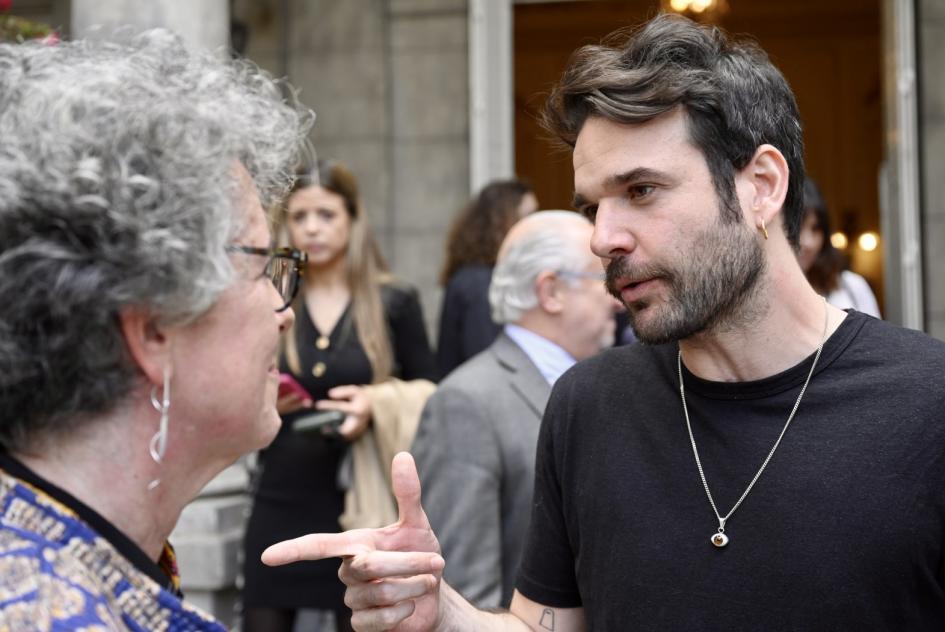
(237, 0, 471, 336)
(919, 0, 945, 339)
(72, 0, 228, 49)
(169, 463, 250, 628)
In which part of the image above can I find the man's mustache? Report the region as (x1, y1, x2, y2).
(605, 257, 671, 301)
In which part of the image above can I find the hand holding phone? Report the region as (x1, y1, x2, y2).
(292, 409, 346, 436)
(279, 373, 312, 401)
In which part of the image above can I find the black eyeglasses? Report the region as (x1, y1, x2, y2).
(226, 245, 307, 312)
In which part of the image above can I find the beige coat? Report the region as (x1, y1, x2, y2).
(339, 378, 436, 530)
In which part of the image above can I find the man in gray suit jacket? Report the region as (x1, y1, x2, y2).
(411, 211, 620, 608)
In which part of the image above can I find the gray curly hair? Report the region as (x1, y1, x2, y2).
(0, 31, 313, 451)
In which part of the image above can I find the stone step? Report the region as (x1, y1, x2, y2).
(173, 494, 250, 535)
(173, 528, 243, 590)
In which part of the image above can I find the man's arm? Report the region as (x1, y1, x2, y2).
(435, 584, 585, 632)
(413, 385, 504, 607)
(262, 453, 586, 632)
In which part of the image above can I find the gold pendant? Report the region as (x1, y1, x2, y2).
(711, 532, 729, 547)
(316, 336, 330, 350)
(312, 362, 326, 377)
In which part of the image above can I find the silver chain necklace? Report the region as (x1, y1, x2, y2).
(677, 297, 828, 548)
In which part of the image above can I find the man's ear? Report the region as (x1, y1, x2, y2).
(740, 143, 789, 234)
(535, 270, 565, 315)
(119, 307, 172, 387)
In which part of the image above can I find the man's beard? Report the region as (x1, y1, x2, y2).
(605, 218, 766, 345)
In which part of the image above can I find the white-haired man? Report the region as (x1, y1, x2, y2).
(411, 210, 620, 609)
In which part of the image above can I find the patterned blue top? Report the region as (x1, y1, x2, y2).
(0, 466, 226, 631)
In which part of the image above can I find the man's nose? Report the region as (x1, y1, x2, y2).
(590, 202, 637, 259)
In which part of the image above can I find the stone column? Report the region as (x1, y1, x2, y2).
(880, 0, 923, 330)
(468, 0, 514, 193)
(386, 0, 471, 330)
(240, 0, 471, 337)
(918, 0, 945, 339)
(71, 0, 228, 51)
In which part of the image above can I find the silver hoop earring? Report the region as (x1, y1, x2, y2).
(147, 367, 171, 491)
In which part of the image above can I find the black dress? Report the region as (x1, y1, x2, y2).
(435, 264, 501, 379)
(242, 282, 435, 610)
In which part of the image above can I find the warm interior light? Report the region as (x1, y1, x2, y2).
(858, 231, 880, 252)
(666, 0, 725, 18)
(830, 232, 848, 250)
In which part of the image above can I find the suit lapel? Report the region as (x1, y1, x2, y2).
(490, 333, 551, 418)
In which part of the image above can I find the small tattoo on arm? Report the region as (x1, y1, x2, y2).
(539, 608, 556, 630)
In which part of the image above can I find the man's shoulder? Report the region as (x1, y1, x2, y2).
(853, 313, 945, 364)
(546, 343, 674, 417)
(436, 337, 514, 393)
(562, 342, 669, 383)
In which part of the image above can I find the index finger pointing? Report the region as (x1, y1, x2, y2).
(261, 531, 372, 566)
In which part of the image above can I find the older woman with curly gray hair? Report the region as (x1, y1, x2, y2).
(0, 31, 311, 630)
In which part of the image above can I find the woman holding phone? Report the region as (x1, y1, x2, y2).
(241, 160, 436, 632)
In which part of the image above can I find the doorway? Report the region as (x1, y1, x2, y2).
(513, 0, 885, 312)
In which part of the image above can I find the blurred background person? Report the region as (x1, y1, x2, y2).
(0, 31, 308, 629)
(436, 178, 538, 378)
(413, 211, 620, 608)
(798, 178, 881, 318)
(241, 160, 436, 632)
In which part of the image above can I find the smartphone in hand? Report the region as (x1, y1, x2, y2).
(293, 410, 346, 436)
(279, 373, 312, 401)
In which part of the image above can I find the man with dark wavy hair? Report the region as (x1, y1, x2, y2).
(264, 14, 945, 631)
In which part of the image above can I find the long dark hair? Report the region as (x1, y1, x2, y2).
(802, 179, 844, 294)
(439, 179, 534, 285)
(281, 160, 394, 382)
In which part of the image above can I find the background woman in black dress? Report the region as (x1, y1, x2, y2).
(435, 179, 538, 378)
(241, 160, 435, 631)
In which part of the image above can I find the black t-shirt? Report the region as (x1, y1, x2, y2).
(517, 311, 945, 630)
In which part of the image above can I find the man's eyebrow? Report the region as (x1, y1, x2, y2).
(606, 167, 670, 189)
(572, 167, 672, 208)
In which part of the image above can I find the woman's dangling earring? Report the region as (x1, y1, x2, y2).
(148, 366, 171, 491)
(760, 218, 769, 240)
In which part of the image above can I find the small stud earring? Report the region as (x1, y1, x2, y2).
(760, 218, 769, 240)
